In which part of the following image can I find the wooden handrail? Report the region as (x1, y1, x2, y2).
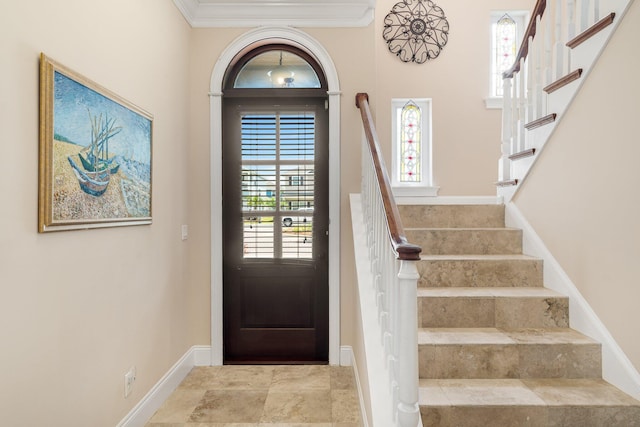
(355, 93, 422, 261)
(503, 0, 547, 78)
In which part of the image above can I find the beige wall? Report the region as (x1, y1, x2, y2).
(513, 0, 640, 372)
(0, 1, 193, 425)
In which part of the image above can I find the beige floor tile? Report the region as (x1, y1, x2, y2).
(270, 366, 331, 391)
(147, 389, 207, 423)
(189, 389, 268, 423)
(201, 424, 259, 427)
(178, 367, 221, 390)
(180, 366, 274, 390)
(261, 390, 332, 423)
(330, 366, 356, 390)
(190, 424, 259, 427)
(257, 424, 332, 427)
(180, 424, 259, 427)
(146, 365, 362, 426)
(331, 390, 361, 423)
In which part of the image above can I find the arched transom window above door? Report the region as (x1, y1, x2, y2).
(228, 47, 324, 89)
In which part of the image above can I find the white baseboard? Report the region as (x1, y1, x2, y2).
(117, 345, 212, 427)
(505, 203, 640, 399)
(341, 345, 370, 427)
(340, 345, 353, 366)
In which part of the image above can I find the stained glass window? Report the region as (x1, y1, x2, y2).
(494, 14, 517, 97)
(400, 101, 421, 182)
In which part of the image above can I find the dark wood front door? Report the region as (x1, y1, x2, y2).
(222, 96, 329, 363)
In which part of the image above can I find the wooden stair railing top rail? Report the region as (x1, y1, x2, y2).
(503, 0, 546, 78)
(355, 92, 422, 262)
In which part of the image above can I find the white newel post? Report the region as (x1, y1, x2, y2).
(396, 259, 420, 427)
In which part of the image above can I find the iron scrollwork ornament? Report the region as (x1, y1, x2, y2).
(383, 0, 449, 64)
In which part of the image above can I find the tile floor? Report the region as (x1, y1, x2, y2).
(145, 365, 363, 427)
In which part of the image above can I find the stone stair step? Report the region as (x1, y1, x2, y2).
(418, 328, 601, 379)
(418, 287, 569, 328)
(417, 255, 543, 288)
(406, 228, 522, 255)
(398, 204, 505, 228)
(419, 378, 640, 427)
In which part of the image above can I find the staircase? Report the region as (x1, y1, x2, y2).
(497, 0, 633, 201)
(398, 204, 640, 426)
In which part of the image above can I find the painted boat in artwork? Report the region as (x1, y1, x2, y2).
(79, 151, 120, 174)
(68, 110, 122, 197)
(67, 157, 111, 197)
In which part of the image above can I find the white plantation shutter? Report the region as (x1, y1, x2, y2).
(241, 112, 316, 259)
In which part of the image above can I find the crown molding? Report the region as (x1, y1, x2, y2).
(173, 0, 375, 27)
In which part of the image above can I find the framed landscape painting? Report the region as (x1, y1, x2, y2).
(39, 53, 153, 232)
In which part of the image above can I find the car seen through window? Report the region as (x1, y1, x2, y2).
(282, 207, 313, 227)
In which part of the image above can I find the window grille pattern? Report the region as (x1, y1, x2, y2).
(495, 14, 517, 97)
(240, 113, 315, 259)
(400, 102, 422, 182)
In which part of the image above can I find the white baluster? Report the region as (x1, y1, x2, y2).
(499, 77, 513, 181)
(537, 15, 546, 118)
(568, 0, 576, 39)
(369, 205, 377, 276)
(554, 0, 564, 80)
(527, 33, 535, 124)
(567, 0, 576, 70)
(544, 8, 553, 115)
(594, 0, 600, 22)
(518, 56, 527, 152)
(387, 252, 397, 357)
(381, 243, 391, 344)
(580, 0, 590, 31)
(511, 71, 518, 157)
(390, 255, 400, 418)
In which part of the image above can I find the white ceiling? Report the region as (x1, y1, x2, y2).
(173, 0, 376, 27)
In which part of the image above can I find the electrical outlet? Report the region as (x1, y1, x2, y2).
(181, 224, 188, 241)
(124, 366, 136, 398)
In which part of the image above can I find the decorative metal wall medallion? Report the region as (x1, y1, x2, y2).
(383, 0, 449, 64)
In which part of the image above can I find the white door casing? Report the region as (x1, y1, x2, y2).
(209, 27, 341, 365)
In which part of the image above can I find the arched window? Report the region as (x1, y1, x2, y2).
(225, 44, 326, 90)
(391, 98, 436, 196)
(486, 11, 527, 108)
(494, 14, 517, 97)
(400, 101, 421, 182)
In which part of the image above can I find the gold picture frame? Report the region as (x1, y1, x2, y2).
(39, 54, 153, 232)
